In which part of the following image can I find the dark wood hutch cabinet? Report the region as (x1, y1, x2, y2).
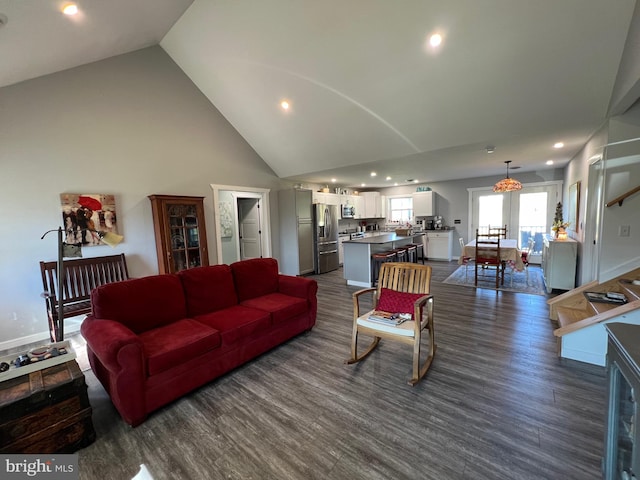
(148, 195, 209, 274)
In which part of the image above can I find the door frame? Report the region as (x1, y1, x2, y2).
(237, 195, 263, 260)
(211, 184, 271, 264)
(467, 180, 563, 261)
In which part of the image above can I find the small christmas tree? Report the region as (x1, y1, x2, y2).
(552, 202, 569, 233)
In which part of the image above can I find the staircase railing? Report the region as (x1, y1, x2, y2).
(606, 185, 640, 207)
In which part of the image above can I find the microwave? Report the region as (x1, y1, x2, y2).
(341, 204, 355, 219)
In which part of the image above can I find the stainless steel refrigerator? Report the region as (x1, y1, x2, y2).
(314, 203, 339, 273)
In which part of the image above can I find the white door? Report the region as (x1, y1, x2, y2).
(470, 183, 560, 263)
(583, 157, 604, 283)
(238, 198, 262, 260)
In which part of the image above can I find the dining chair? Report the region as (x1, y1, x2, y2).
(346, 262, 435, 386)
(458, 237, 473, 280)
(474, 230, 503, 288)
(488, 224, 508, 239)
(507, 237, 535, 286)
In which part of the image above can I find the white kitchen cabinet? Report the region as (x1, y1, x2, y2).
(541, 234, 577, 293)
(412, 191, 436, 217)
(312, 191, 341, 205)
(360, 192, 384, 218)
(338, 235, 349, 265)
(426, 231, 453, 261)
(352, 195, 365, 219)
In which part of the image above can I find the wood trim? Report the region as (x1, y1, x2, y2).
(553, 299, 640, 336)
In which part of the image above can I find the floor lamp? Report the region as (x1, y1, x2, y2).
(41, 227, 123, 341)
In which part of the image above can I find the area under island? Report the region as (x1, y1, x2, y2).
(342, 232, 426, 287)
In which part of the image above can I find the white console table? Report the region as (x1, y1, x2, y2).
(541, 234, 577, 293)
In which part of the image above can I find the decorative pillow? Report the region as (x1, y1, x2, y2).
(377, 288, 426, 317)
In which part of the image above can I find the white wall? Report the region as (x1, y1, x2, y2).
(597, 106, 640, 281)
(0, 46, 291, 347)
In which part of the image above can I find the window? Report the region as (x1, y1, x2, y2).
(388, 197, 413, 222)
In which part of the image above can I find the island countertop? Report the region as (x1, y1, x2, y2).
(342, 232, 425, 287)
(344, 232, 425, 244)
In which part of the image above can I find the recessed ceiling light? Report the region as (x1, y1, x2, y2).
(546, 160, 554, 165)
(331, 178, 337, 183)
(370, 172, 377, 177)
(280, 100, 290, 111)
(361, 183, 366, 187)
(553, 142, 564, 149)
(62, 3, 78, 15)
(394, 182, 398, 186)
(413, 180, 419, 183)
(385, 176, 392, 181)
(429, 33, 442, 48)
(486, 145, 495, 154)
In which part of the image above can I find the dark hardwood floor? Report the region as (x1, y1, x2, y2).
(75, 261, 606, 480)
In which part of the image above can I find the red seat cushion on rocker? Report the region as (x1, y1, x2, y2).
(377, 288, 426, 317)
(138, 318, 221, 376)
(241, 293, 308, 324)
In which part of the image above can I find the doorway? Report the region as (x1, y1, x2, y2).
(211, 184, 271, 265)
(237, 197, 263, 260)
(469, 181, 561, 263)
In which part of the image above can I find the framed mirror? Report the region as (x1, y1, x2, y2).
(568, 181, 580, 232)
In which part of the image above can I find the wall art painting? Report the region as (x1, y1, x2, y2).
(60, 193, 119, 246)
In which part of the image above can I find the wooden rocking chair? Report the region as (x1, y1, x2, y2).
(346, 262, 435, 385)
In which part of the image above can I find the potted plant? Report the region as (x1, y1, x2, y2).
(552, 202, 570, 239)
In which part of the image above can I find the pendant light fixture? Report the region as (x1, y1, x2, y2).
(493, 160, 522, 192)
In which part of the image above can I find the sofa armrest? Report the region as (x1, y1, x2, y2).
(278, 274, 318, 300)
(81, 316, 144, 373)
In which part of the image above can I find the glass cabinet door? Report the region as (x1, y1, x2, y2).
(149, 195, 209, 274)
(606, 361, 638, 480)
(168, 204, 202, 271)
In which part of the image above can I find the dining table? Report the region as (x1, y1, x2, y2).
(460, 238, 525, 271)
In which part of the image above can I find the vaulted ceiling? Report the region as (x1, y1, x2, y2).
(2, 0, 638, 187)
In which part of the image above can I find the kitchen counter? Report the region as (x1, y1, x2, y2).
(342, 232, 425, 287)
(344, 232, 424, 244)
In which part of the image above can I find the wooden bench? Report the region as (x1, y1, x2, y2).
(40, 254, 129, 341)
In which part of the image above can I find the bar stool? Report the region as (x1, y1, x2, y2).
(390, 247, 408, 263)
(405, 244, 418, 263)
(371, 251, 395, 285)
(406, 243, 424, 264)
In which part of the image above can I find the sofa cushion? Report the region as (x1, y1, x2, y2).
(91, 274, 187, 334)
(231, 258, 279, 302)
(194, 305, 271, 345)
(241, 293, 308, 324)
(138, 318, 221, 377)
(178, 265, 238, 316)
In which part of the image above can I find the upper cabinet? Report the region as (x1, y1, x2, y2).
(352, 195, 365, 219)
(412, 191, 437, 217)
(360, 192, 385, 218)
(148, 195, 209, 274)
(312, 191, 341, 206)
(312, 190, 385, 218)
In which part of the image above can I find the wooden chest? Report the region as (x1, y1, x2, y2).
(0, 360, 95, 453)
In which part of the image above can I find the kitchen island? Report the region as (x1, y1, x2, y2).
(343, 232, 426, 287)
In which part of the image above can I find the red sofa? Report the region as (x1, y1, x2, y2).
(81, 258, 317, 426)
